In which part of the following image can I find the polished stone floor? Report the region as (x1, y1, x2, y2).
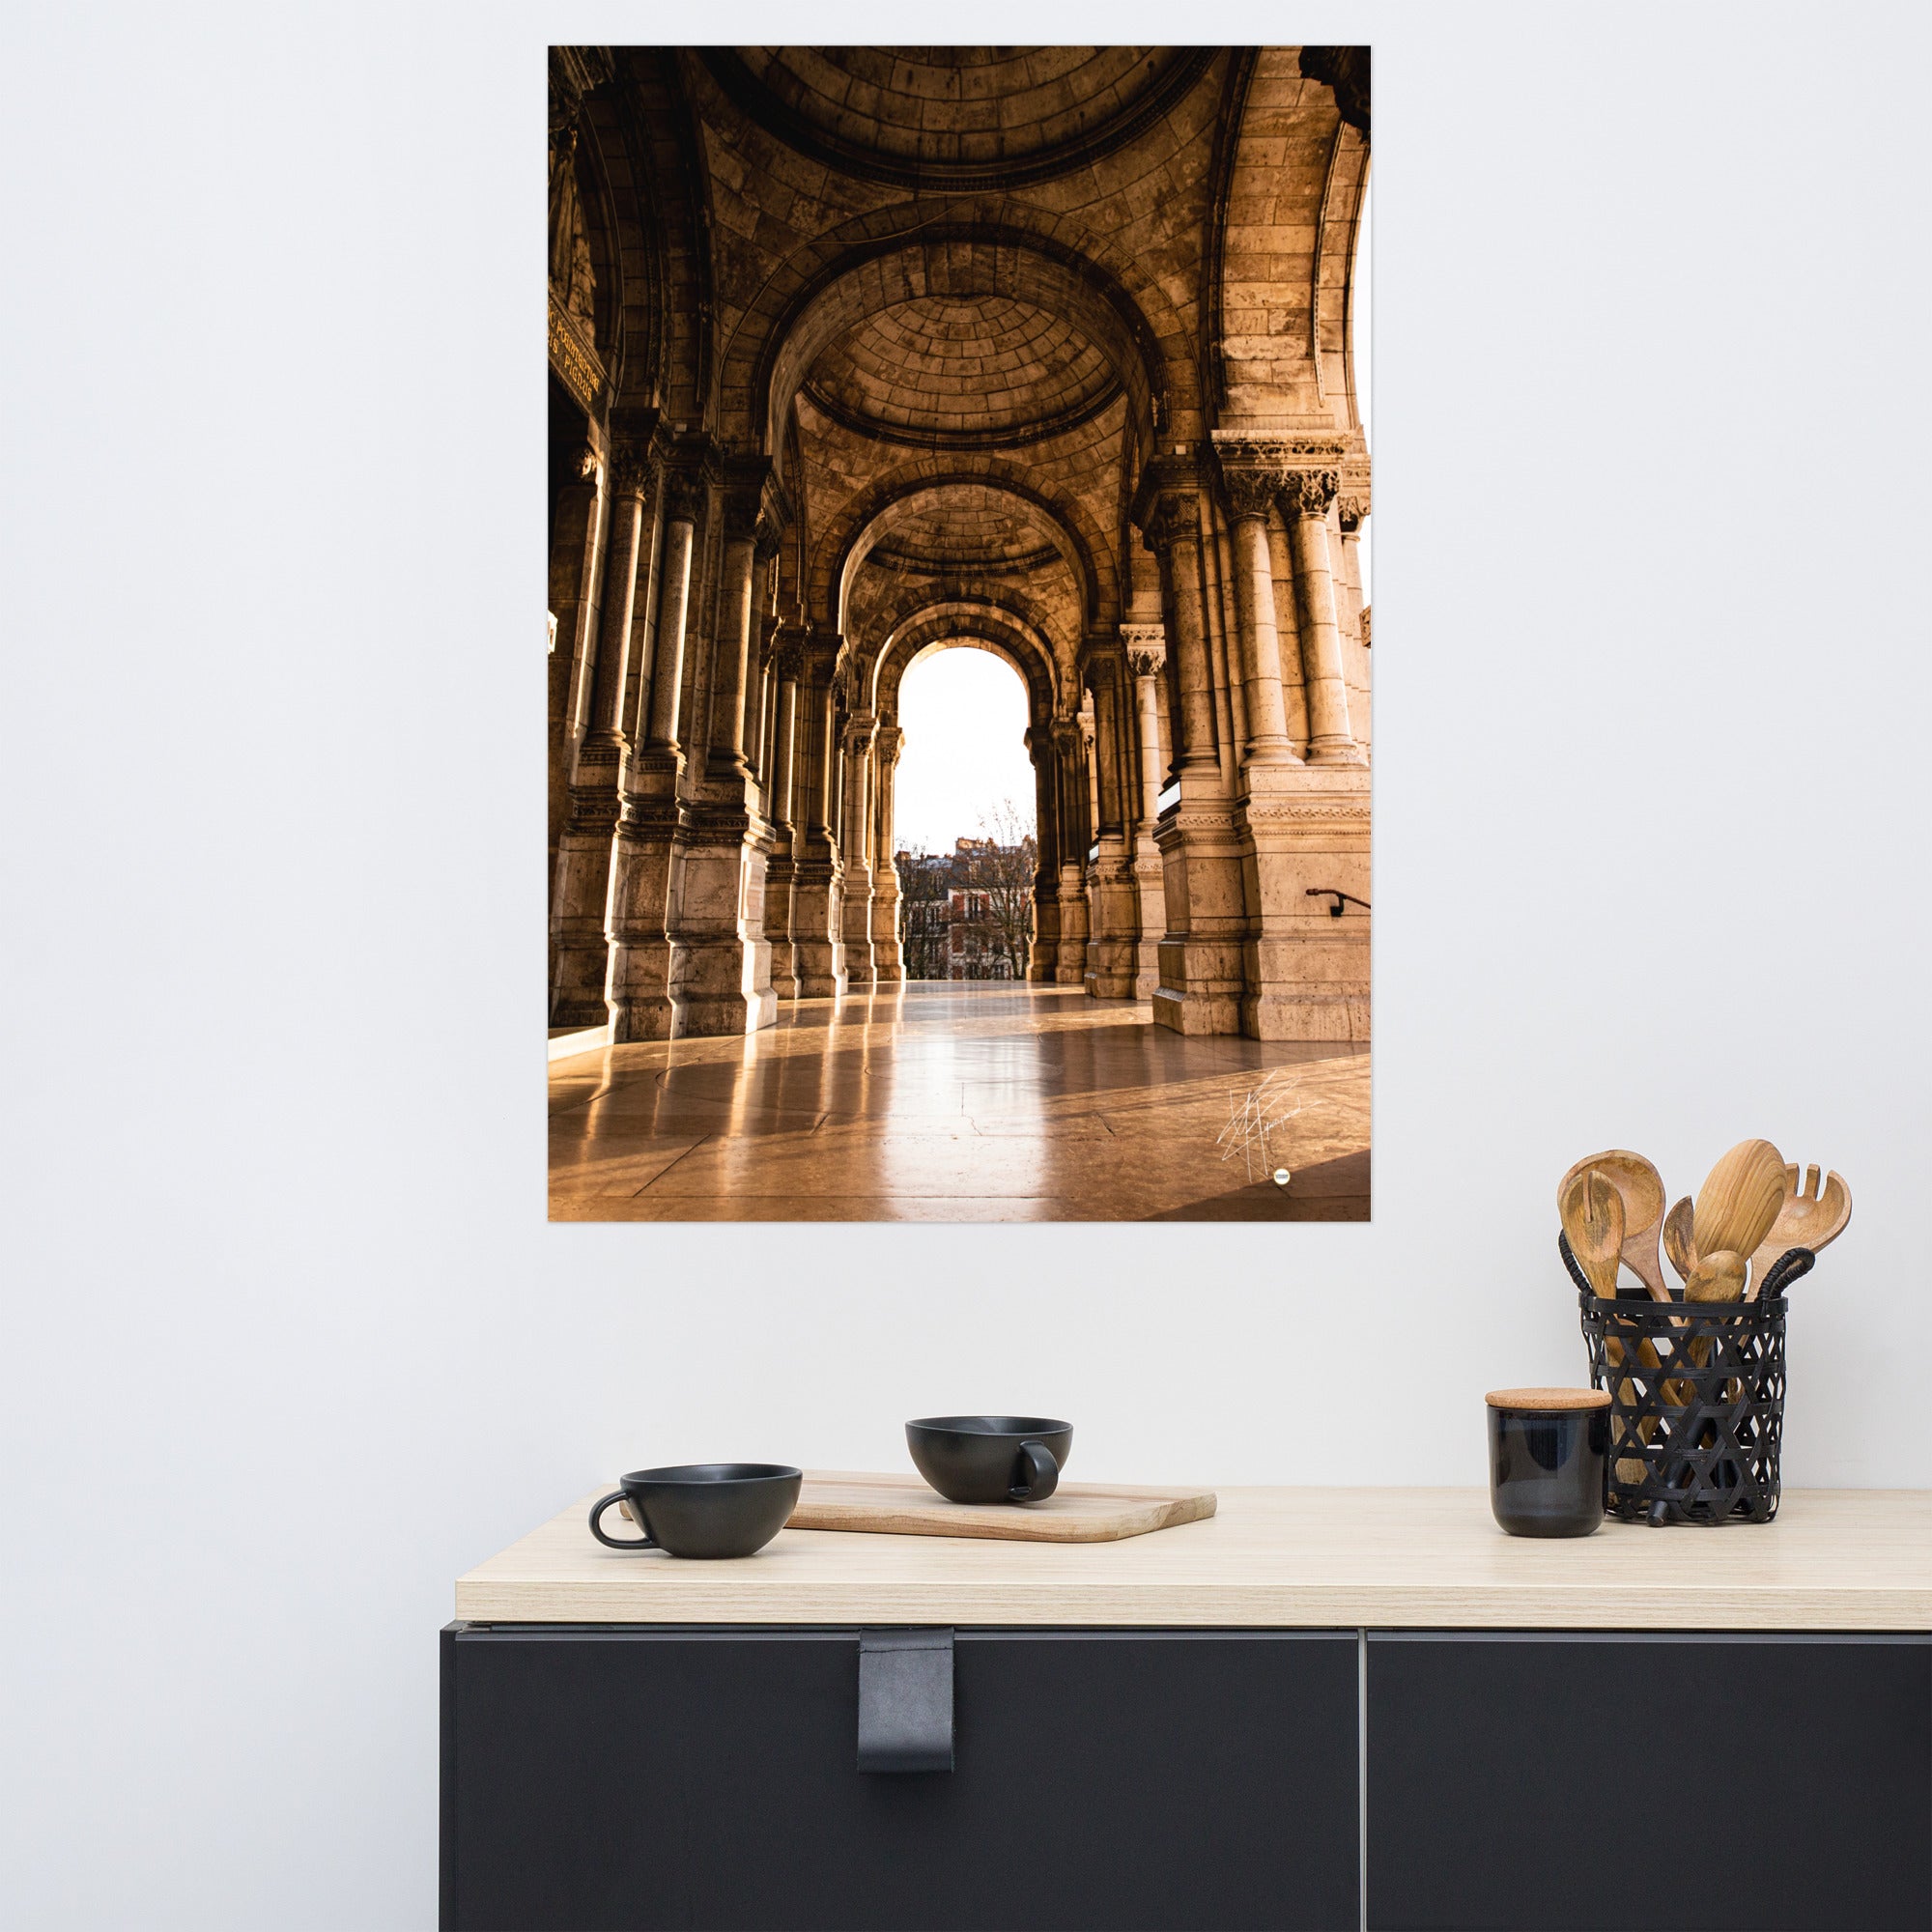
(550, 984, 1369, 1222)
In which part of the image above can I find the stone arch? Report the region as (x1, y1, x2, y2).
(1208, 46, 1368, 430)
(815, 462, 1114, 636)
(717, 198, 1203, 462)
(874, 606, 1062, 731)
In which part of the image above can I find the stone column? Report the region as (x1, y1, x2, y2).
(704, 503, 760, 784)
(869, 724, 904, 982)
(548, 441, 601, 949)
(551, 440, 650, 1024)
(838, 707, 878, 987)
(664, 472, 782, 1037)
(1084, 662, 1139, 999)
(1121, 626, 1169, 999)
(1025, 729, 1061, 982)
(1284, 468, 1366, 767)
(605, 471, 699, 1041)
(789, 635, 847, 998)
(760, 630, 803, 1001)
(1218, 462, 1301, 769)
(1133, 477, 1244, 1035)
(1052, 717, 1090, 985)
(1233, 458, 1371, 1040)
(1337, 483, 1373, 753)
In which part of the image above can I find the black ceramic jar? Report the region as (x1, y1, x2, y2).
(1485, 1388, 1608, 1538)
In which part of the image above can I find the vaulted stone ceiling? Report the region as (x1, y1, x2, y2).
(565, 43, 1367, 722)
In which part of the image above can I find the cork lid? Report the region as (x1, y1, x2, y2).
(1485, 1386, 1611, 1411)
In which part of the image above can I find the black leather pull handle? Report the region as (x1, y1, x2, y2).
(857, 1629, 954, 1773)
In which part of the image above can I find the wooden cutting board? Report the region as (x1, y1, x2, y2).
(785, 1470, 1217, 1544)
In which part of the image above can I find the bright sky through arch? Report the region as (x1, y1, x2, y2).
(892, 646, 1036, 854)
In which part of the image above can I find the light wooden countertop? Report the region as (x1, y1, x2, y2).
(454, 1482, 1932, 1631)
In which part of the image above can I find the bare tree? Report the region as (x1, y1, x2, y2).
(974, 798, 1037, 980)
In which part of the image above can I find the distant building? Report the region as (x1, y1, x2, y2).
(896, 837, 1031, 980)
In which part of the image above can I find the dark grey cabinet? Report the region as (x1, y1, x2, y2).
(443, 1623, 1932, 1931)
(1365, 1633, 1932, 1931)
(441, 1625, 1361, 1932)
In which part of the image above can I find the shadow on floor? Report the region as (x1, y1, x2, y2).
(1141, 1151, 1370, 1221)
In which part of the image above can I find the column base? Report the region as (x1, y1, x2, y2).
(1147, 772, 1249, 1035)
(1234, 764, 1371, 1042)
(764, 846, 799, 1002)
(791, 858, 847, 999)
(840, 869, 876, 988)
(1054, 863, 1089, 986)
(1083, 840, 1141, 1000)
(663, 792, 778, 1039)
(869, 893, 904, 983)
(603, 763, 684, 1041)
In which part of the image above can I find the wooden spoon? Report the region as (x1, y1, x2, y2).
(1662, 1197, 1698, 1285)
(1683, 1248, 1747, 1304)
(1557, 1151, 1668, 1300)
(1561, 1170, 1649, 1481)
(1692, 1140, 1787, 1266)
(1747, 1165, 1852, 1298)
(1559, 1168, 1624, 1298)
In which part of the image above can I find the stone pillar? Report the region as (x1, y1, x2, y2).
(760, 630, 803, 1001)
(789, 635, 847, 998)
(548, 441, 601, 953)
(552, 440, 650, 1024)
(838, 708, 877, 988)
(1236, 458, 1371, 1040)
(1084, 662, 1139, 999)
(1121, 625, 1168, 1000)
(1053, 717, 1090, 985)
(1337, 481, 1373, 753)
(1134, 480, 1245, 1035)
(606, 470, 699, 1041)
(1218, 463, 1302, 769)
(1025, 729, 1061, 982)
(1284, 468, 1366, 768)
(665, 475, 782, 1037)
(869, 724, 904, 982)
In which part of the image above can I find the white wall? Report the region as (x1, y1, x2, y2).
(6, 3, 1928, 1926)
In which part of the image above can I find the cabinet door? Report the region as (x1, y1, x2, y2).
(442, 1625, 1359, 1932)
(1366, 1632, 1931, 1931)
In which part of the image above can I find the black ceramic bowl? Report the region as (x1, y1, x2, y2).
(906, 1416, 1073, 1505)
(587, 1462, 802, 1558)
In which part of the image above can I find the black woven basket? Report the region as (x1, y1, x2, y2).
(1564, 1235, 1812, 1526)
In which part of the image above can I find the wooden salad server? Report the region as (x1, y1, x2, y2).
(1747, 1165, 1852, 1299)
(1691, 1140, 1787, 1270)
(1559, 1167, 1625, 1297)
(1557, 1151, 1669, 1300)
(1662, 1197, 1698, 1285)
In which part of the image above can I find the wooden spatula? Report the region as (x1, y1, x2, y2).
(1561, 1169, 1649, 1482)
(1662, 1197, 1697, 1286)
(1692, 1139, 1786, 1268)
(1557, 1151, 1669, 1300)
(1559, 1168, 1624, 1297)
(1747, 1165, 1852, 1298)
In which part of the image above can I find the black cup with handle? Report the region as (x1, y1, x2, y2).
(587, 1463, 802, 1558)
(905, 1416, 1072, 1505)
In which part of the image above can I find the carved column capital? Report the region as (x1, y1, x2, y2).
(663, 471, 706, 525)
(875, 724, 903, 768)
(842, 711, 877, 754)
(772, 624, 809, 683)
(1139, 491, 1201, 555)
(1337, 493, 1371, 533)
(1119, 624, 1168, 679)
(1220, 465, 1285, 521)
(609, 440, 655, 498)
(1282, 468, 1342, 519)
